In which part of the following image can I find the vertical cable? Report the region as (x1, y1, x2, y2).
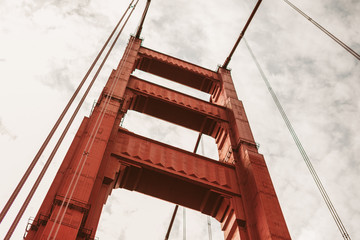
(135, 0, 151, 38)
(200, 137, 213, 240)
(243, 37, 351, 240)
(207, 216, 212, 240)
(164, 205, 179, 240)
(183, 207, 186, 240)
(165, 129, 205, 239)
(222, 0, 263, 68)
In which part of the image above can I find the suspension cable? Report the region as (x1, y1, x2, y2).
(135, 0, 151, 38)
(222, 0, 262, 68)
(200, 139, 213, 240)
(207, 216, 212, 240)
(183, 207, 186, 240)
(48, 2, 140, 239)
(3, 1, 137, 239)
(282, 0, 360, 61)
(164, 205, 179, 240)
(164, 130, 204, 239)
(243, 37, 351, 240)
(0, 0, 135, 225)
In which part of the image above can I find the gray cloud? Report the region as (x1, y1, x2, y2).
(40, 64, 75, 93)
(0, 118, 17, 140)
(0, 0, 359, 239)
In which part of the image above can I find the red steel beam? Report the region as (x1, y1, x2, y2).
(126, 76, 228, 136)
(136, 47, 219, 93)
(112, 127, 240, 197)
(111, 128, 250, 239)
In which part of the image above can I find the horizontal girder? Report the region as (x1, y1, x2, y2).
(136, 47, 219, 93)
(111, 128, 240, 215)
(126, 76, 228, 136)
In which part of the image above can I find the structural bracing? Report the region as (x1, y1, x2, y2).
(23, 35, 291, 240)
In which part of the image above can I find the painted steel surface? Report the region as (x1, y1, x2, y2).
(25, 36, 291, 240)
(113, 128, 240, 195)
(137, 47, 219, 93)
(126, 76, 227, 136)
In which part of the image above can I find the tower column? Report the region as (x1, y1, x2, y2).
(215, 67, 290, 239)
(24, 37, 142, 240)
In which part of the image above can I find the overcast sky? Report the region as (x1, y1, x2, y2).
(0, 0, 359, 239)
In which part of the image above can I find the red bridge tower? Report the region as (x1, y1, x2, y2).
(24, 36, 291, 240)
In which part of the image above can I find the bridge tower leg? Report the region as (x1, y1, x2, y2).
(24, 36, 291, 240)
